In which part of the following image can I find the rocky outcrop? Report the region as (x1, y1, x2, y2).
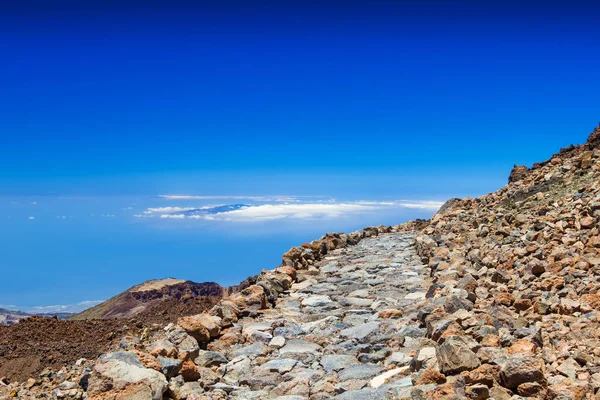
(73, 280, 226, 320)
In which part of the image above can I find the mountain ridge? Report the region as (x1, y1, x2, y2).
(71, 278, 228, 320)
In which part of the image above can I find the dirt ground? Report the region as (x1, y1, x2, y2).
(0, 296, 220, 383)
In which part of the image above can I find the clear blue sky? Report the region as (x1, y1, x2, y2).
(1, 1, 599, 311)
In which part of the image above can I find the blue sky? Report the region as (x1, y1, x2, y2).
(1, 1, 599, 311)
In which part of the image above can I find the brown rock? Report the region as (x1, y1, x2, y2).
(508, 339, 537, 355)
(192, 314, 222, 338)
(378, 309, 403, 319)
(517, 382, 546, 397)
(508, 165, 530, 183)
(132, 350, 162, 372)
(480, 334, 500, 347)
(180, 359, 200, 381)
(580, 216, 596, 229)
(461, 364, 500, 387)
(500, 355, 545, 389)
(436, 336, 481, 374)
(275, 265, 297, 280)
(229, 284, 267, 311)
(465, 383, 489, 400)
(494, 292, 514, 307)
(416, 369, 446, 385)
(513, 298, 532, 311)
(177, 316, 211, 343)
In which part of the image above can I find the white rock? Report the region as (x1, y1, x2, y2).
(301, 295, 334, 307)
(269, 336, 286, 348)
(88, 358, 167, 400)
(370, 366, 410, 388)
(404, 292, 426, 300)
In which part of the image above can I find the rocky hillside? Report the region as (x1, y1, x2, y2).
(410, 123, 600, 398)
(4, 124, 600, 399)
(72, 279, 227, 320)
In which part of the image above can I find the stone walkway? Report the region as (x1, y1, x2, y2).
(210, 232, 432, 399)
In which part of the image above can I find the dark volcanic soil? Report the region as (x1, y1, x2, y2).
(0, 296, 220, 383)
(0, 316, 134, 383)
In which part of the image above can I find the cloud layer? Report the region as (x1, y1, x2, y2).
(159, 195, 300, 202)
(144, 200, 444, 222)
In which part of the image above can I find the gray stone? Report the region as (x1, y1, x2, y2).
(269, 336, 286, 348)
(261, 359, 298, 373)
(98, 352, 143, 368)
(436, 336, 480, 374)
(387, 352, 412, 367)
(557, 357, 580, 379)
(231, 343, 268, 358)
(333, 388, 387, 400)
(500, 355, 545, 389)
(157, 357, 182, 378)
(320, 354, 359, 371)
(338, 364, 383, 381)
(88, 358, 167, 400)
(340, 322, 380, 341)
(301, 295, 334, 307)
(341, 297, 374, 307)
(279, 339, 322, 355)
(195, 350, 228, 367)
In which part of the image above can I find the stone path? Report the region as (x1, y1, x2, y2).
(209, 232, 432, 399)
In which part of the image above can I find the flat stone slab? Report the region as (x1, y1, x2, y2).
(333, 388, 387, 400)
(338, 364, 383, 381)
(301, 295, 334, 307)
(340, 322, 380, 340)
(320, 354, 359, 371)
(279, 339, 322, 355)
(404, 291, 426, 300)
(260, 359, 298, 373)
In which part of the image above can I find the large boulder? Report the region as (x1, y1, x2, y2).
(500, 355, 545, 389)
(229, 284, 267, 312)
(508, 165, 530, 183)
(436, 336, 480, 374)
(87, 353, 167, 400)
(177, 316, 211, 343)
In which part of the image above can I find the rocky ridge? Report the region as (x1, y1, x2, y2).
(4, 124, 600, 399)
(72, 280, 227, 320)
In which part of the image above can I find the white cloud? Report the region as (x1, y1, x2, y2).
(208, 203, 374, 221)
(28, 216, 35, 220)
(147, 206, 199, 213)
(159, 195, 299, 202)
(394, 200, 444, 210)
(160, 214, 186, 219)
(133, 214, 154, 218)
(31, 201, 37, 205)
(147, 199, 443, 222)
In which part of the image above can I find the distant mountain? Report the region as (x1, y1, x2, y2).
(182, 203, 248, 217)
(0, 308, 74, 325)
(0, 308, 28, 325)
(71, 278, 227, 320)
